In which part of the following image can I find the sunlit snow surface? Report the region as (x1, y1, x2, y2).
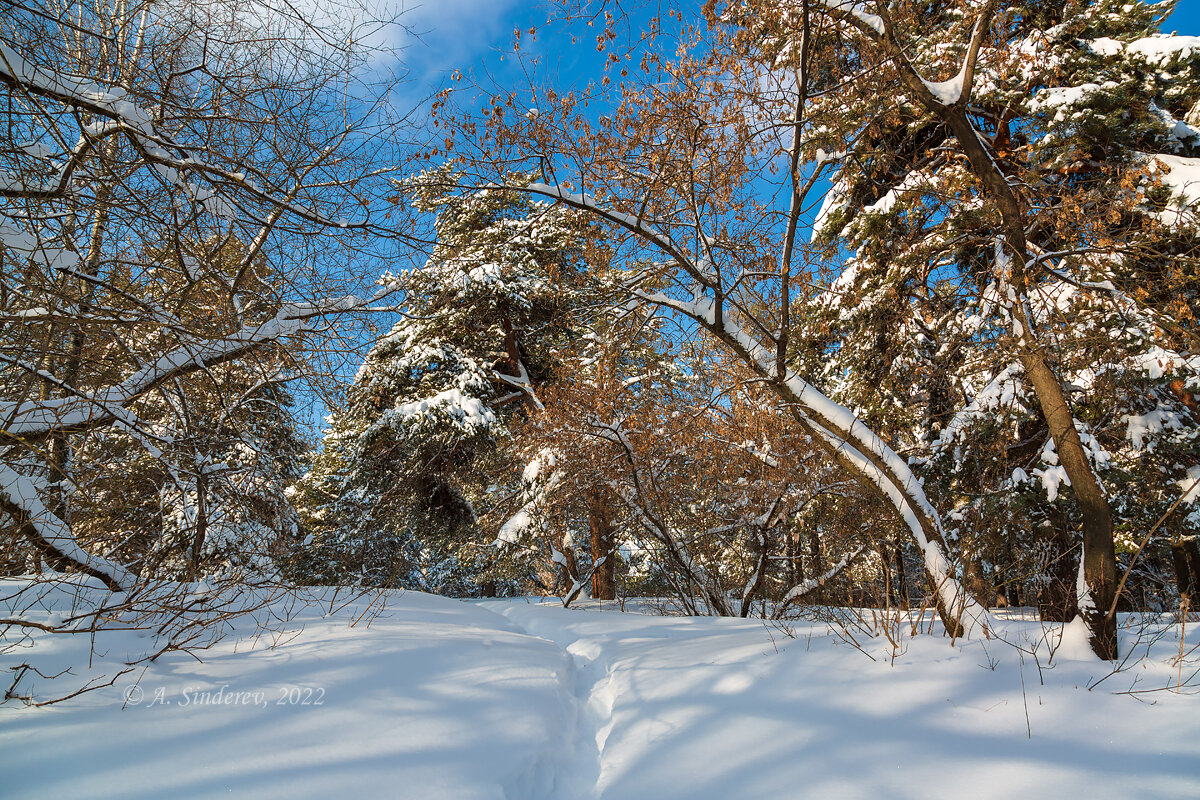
(2, 585, 1198, 799)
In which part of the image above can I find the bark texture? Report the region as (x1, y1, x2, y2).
(1171, 536, 1200, 609)
(588, 487, 616, 601)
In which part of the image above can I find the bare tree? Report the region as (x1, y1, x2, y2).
(0, 0, 421, 700)
(455, 0, 992, 639)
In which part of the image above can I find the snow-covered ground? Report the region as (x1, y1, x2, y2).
(2, 585, 1198, 799)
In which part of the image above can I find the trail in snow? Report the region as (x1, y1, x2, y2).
(3, 586, 1199, 800)
(492, 604, 615, 800)
(487, 600, 1200, 800)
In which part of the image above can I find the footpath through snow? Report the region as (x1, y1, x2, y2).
(2, 585, 1199, 799)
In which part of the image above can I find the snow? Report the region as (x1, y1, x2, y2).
(633, 288, 991, 635)
(394, 387, 497, 429)
(1146, 154, 1200, 228)
(0, 296, 368, 437)
(811, 174, 850, 241)
(1125, 406, 1184, 451)
(778, 545, 864, 608)
(525, 183, 653, 238)
(0, 43, 153, 133)
(1029, 83, 1108, 125)
(816, 0, 885, 36)
(1086, 37, 1125, 57)
(734, 439, 780, 469)
(496, 507, 534, 545)
(1, 587, 570, 799)
(0, 465, 134, 590)
(860, 167, 930, 216)
(1150, 102, 1200, 147)
(1123, 342, 1200, 381)
(1125, 35, 1200, 68)
(495, 450, 562, 547)
(931, 364, 1026, 453)
(1037, 464, 1071, 503)
(1180, 466, 1200, 505)
(5, 587, 1198, 799)
(522, 448, 560, 485)
(921, 64, 967, 106)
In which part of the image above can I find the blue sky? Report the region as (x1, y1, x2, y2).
(1164, 2, 1199, 35)
(391, 0, 660, 106)
(300, 0, 1200, 430)
(394, 0, 1199, 101)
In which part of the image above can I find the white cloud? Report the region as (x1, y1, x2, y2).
(394, 0, 524, 75)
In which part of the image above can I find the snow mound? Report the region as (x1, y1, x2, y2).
(3, 589, 1198, 799)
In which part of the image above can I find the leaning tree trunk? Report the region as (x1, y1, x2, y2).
(676, 310, 988, 635)
(932, 111, 1117, 657)
(848, 0, 1119, 657)
(528, 211, 991, 638)
(1014, 348, 1117, 655)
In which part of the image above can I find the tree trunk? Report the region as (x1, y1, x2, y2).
(881, 543, 898, 607)
(741, 525, 770, 617)
(807, 525, 824, 605)
(534, 205, 991, 638)
(964, 551, 995, 609)
(894, 543, 909, 608)
(1171, 536, 1200, 610)
(588, 487, 616, 601)
(869, 12, 1120, 656)
(189, 469, 208, 581)
(786, 520, 804, 591)
(48, 174, 115, 564)
(1017, 353, 1117, 655)
(997, 539, 1021, 608)
(1037, 525, 1078, 623)
(560, 538, 580, 596)
(939, 107, 1117, 656)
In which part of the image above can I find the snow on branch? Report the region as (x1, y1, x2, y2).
(773, 544, 867, 617)
(816, 0, 1000, 111)
(630, 286, 993, 635)
(0, 42, 156, 132)
(0, 291, 381, 592)
(814, 1, 884, 36)
(519, 182, 713, 292)
(494, 361, 545, 411)
(0, 40, 381, 233)
(0, 463, 133, 591)
(917, 0, 997, 107)
(0, 296, 369, 437)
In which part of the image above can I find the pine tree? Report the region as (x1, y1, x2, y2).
(799, 0, 1200, 626)
(292, 169, 587, 593)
